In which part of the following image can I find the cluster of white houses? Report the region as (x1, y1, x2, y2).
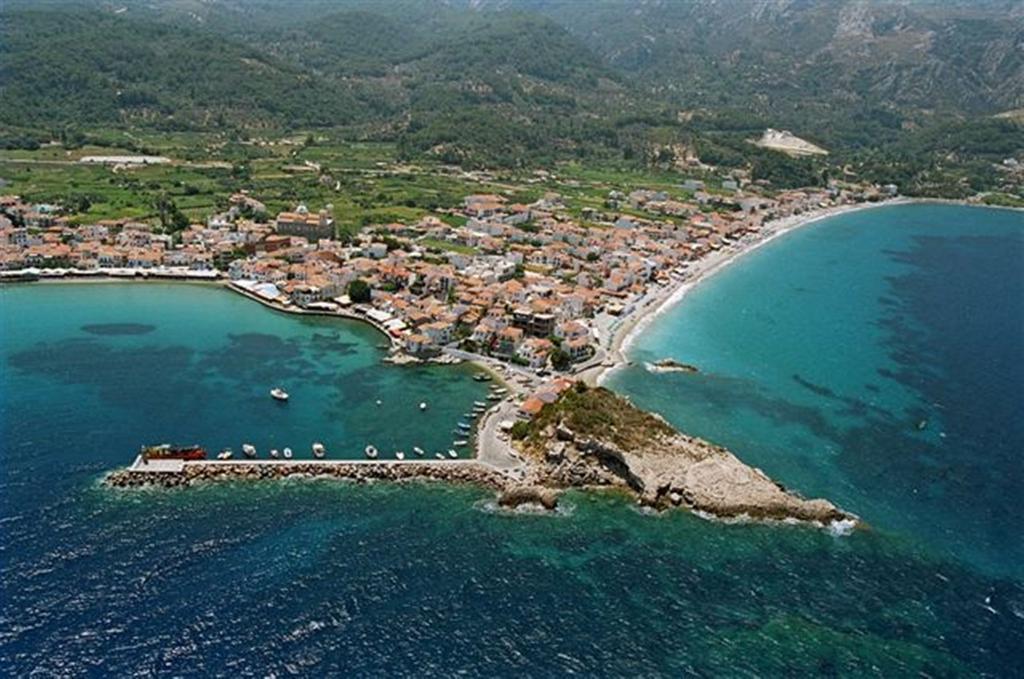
(1, 181, 887, 371)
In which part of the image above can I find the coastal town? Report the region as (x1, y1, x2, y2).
(0, 177, 897, 385)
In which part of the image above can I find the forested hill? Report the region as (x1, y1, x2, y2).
(0, 6, 639, 166)
(1, 0, 1022, 193)
(0, 9, 369, 130)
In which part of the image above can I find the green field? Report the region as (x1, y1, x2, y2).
(0, 132, 710, 232)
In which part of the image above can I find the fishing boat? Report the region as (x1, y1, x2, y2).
(396, 451, 406, 460)
(282, 447, 293, 459)
(270, 448, 280, 459)
(419, 402, 428, 411)
(242, 443, 257, 459)
(270, 387, 289, 401)
(141, 443, 207, 461)
(447, 449, 458, 459)
(365, 445, 378, 459)
(312, 442, 326, 459)
(413, 446, 425, 456)
(216, 448, 233, 460)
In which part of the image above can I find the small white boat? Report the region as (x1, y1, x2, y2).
(283, 447, 293, 459)
(396, 451, 406, 460)
(365, 445, 378, 459)
(413, 446, 425, 456)
(376, 399, 382, 406)
(270, 448, 280, 459)
(435, 452, 445, 460)
(419, 402, 427, 411)
(453, 440, 468, 447)
(312, 442, 326, 459)
(448, 449, 458, 459)
(217, 448, 233, 460)
(242, 443, 257, 459)
(270, 387, 289, 401)
(473, 401, 487, 408)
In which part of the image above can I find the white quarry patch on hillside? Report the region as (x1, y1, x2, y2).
(753, 129, 829, 157)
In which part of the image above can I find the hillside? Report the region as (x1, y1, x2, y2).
(493, 0, 1024, 135)
(0, 9, 369, 130)
(1, 1, 1021, 194)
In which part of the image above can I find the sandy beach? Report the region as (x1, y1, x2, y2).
(590, 197, 908, 386)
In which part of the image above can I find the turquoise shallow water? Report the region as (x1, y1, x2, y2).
(3, 282, 489, 468)
(2, 206, 1024, 676)
(609, 203, 1024, 580)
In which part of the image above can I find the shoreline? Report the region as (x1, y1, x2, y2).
(590, 197, 910, 386)
(224, 281, 400, 348)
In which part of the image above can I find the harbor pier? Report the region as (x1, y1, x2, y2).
(109, 456, 513, 489)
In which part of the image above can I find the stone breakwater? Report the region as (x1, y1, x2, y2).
(105, 460, 510, 490)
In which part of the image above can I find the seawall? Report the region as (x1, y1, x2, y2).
(105, 458, 510, 490)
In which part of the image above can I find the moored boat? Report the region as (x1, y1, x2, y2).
(242, 443, 257, 459)
(447, 449, 458, 459)
(413, 446, 425, 456)
(365, 445, 378, 459)
(435, 452, 445, 460)
(396, 451, 406, 460)
(282, 447, 293, 459)
(141, 443, 206, 461)
(216, 448, 233, 460)
(312, 442, 326, 459)
(453, 439, 468, 447)
(270, 448, 280, 459)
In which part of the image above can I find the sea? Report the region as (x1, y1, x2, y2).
(1, 203, 1022, 676)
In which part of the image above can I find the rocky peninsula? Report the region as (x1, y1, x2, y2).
(106, 384, 854, 528)
(506, 384, 854, 524)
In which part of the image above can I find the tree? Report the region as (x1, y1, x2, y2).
(347, 278, 371, 303)
(550, 347, 571, 371)
(154, 192, 190, 233)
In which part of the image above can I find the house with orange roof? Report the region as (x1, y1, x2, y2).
(494, 326, 524, 357)
(517, 337, 553, 369)
(566, 336, 591, 362)
(519, 396, 546, 419)
(404, 333, 433, 357)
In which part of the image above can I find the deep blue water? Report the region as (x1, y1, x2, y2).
(3, 205, 1024, 676)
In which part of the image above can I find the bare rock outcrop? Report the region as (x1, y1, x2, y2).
(498, 485, 560, 511)
(519, 386, 855, 526)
